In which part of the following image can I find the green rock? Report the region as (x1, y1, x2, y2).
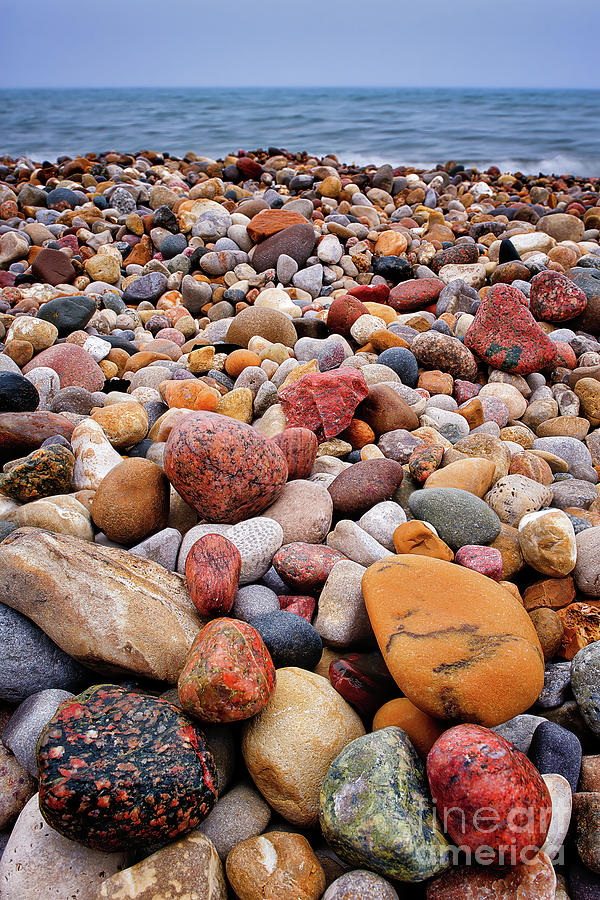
(319, 727, 451, 882)
(0, 445, 74, 502)
(408, 486, 501, 549)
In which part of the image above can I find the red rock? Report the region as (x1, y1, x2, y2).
(185, 534, 242, 616)
(270, 427, 318, 480)
(273, 542, 346, 593)
(164, 412, 288, 524)
(31, 248, 75, 286)
(388, 278, 444, 313)
(326, 294, 369, 335)
(22, 343, 105, 391)
(327, 459, 404, 516)
(465, 284, 558, 375)
(0, 411, 75, 452)
(529, 271, 587, 322)
(431, 243, 479, 273)
(236, 156, 263, 180)
(177, 618, 275, 723)
(454, 545, 503, 581)
(426, 852, 556, 899)
(329, 652, 396, 718)
(427, 725, 552, 866)
(278, 370, 369, 442)
(278, 595, 316, 621)
(348, 284, 390, 303)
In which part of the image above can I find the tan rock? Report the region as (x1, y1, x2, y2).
(226, 832, 326, 900)
(7, 316, 58, 351)
(485, 475, 553, 527)
(91, 458, 169, 544)
(489, 523, 525, 579)
(0, 529, 206, 682)
(314, 559, 372, 649)
(0, 794, 127, 900)
(99, 831, 227, 899)
(518, 508, 577, 576)
(90, 401, 148, 449)
(424, 457, 495, 496)
(215, 387, 253, 423)
(261, 479, 333, 544)
(453, 433, 511, 483)
(14, 493, 94, 540)
(242, 667, 365, 826)
(71, 419, 123, 490)
(426, 850, 556, 899)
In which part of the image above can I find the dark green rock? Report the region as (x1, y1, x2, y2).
(319, 727, 451, 882)
(408, 486, 501, 549)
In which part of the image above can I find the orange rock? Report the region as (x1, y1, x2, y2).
(247, 208, 307, 242)
(458, 398, 484, 429)
(339, 418, 375, 449)
(368, 330, 410, 352)
(107, 348, 129, 378)
(156, 290, 182, 310)
(522, 576, 576, 612)
(374, 230, 409, 256)
(125, 235, 152, 267)
(557, 601, 600, 659)
(372, 698, 444, 758)
(162, 380, 220, 412)
(363, 555, 545, 726)
(424, 457, 495, 497)
(225, 349, 262, 377)
(363, 302, 397, 324)
(418, 371, 454, 395)
(509, 451, 553, 485)
(489, 523, 525, 579)
(393, 520, 454, 561)
(125, 351, 171, 373)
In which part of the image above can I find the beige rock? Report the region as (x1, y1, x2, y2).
(425, 457, 495, 496)
(0, 529, 206, 682)
(197, 781, 271, 861)
(254, 403, 287, 436)
(453, 433, 511, 483)
(215, 387, 253, 423)
(439, 263, 487, 288)
(479, 382, 528, 419)
(0, 744, 34, 829)
(14, 494, 94, 540)
(0, 496, 20, 521)
(540, 773, 572, 861)
(90, 401, 148, 449)
(485, 474, 553, 527)
(326, 519, 390, 567)
(261, 479, 333, 544)
(226, 831, 326, 900)
(574, 526, 600, 597)
(99, 831, 227, 899)
(518, 509, 577, 576)
(71, 419, 123, 490)
(7, 317, 58, 351)
(242, 667, 364, 826)
(0, 794, 127, 899)
(314, 559, 373, 649)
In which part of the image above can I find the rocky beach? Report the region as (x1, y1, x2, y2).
(0, 146, 599, 898)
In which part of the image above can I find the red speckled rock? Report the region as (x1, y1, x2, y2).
(348, 283, 390, 304)
(278, 370, 369, 442)
(185, 534, 242, 616)
(278, 594, 316, 621)
(178, 618, 275, 723)
(454, 380, 480, 404)
(409, 445, 445, 483)
(37, 686, 217, 851)
(430, 243, 479, 274)
(465, 284, 558, 375)
(454, 545, 504, 581)
(529, 270, 588, 323)
(389, 278, 444, 313)
(327, 459, 404, 517)
(427, 725, 552, 866)
(22, 343, 105, 391)
(271, 427, 318, 480)
(273, 542, 346, 592)
(164, 412, 288, 524)
(426, 851, 556, 899)
(326, 295, 369, 335)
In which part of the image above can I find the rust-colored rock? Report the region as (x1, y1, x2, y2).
(185, 534, 242, 617)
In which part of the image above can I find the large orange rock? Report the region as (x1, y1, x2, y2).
(362, 555, 544, 726)
(424, 457, 495, 497)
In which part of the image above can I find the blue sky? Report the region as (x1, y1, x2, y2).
(2, 0, 599, 88)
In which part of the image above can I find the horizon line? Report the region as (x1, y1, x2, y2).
(2, 84, 599, 92)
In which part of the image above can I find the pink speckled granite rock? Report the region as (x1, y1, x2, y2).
(278, 370, 369, 441)
(454, 545, 504, 581)
(529, 270, 588, 323)
(273, 542, 346, 592)
(164, 412, 288, 524)
(426, 851, 556, 899)
(22, 344, 105, 392)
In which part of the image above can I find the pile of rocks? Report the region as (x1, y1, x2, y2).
(0, 146, 599, 898)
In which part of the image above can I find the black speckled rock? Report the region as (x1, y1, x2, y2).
(0, 445, 74, 502)
(319, 727, 450, 882)
(529, 720, 582, 791)
(408, 487, 501, 549)
(37, 295, 96, 335)
(249, 610, 322, 669)
(37, 685, 218, 851)
(0, 373, 39, 413)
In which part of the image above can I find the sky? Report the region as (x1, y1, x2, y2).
(1, 0, 599, 89)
